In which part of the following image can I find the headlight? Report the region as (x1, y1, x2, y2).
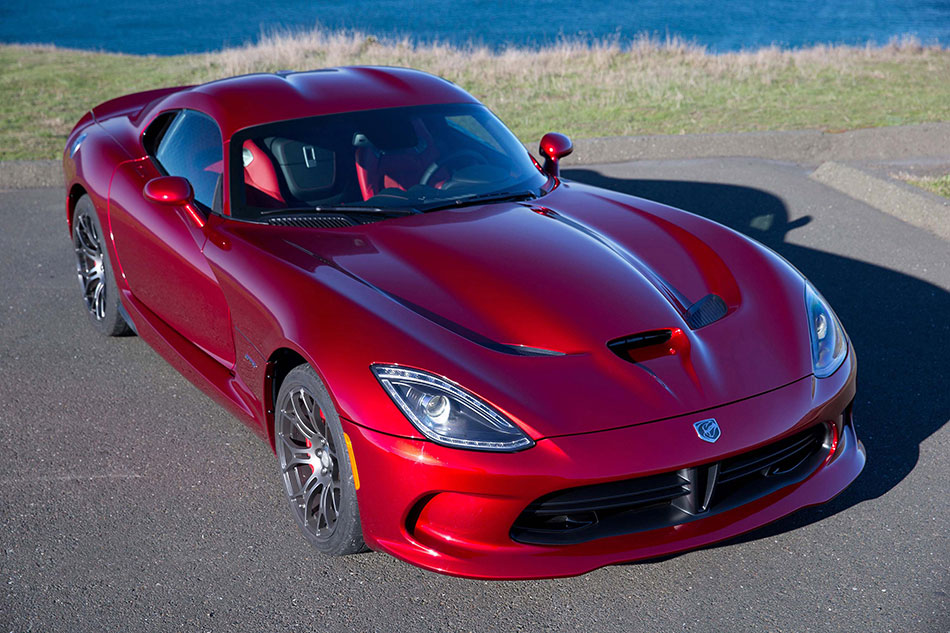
(805, 282, 847, 378)
(371, 365, 534, 452)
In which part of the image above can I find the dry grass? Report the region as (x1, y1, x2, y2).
(893, 172, 950, 198)
(2, 29, 950, 160)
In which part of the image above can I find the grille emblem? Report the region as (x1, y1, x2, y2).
(693, 418, 721, 443)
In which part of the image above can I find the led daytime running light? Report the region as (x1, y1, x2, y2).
(372, 365, 534, 452)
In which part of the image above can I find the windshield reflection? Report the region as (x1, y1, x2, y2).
(229, 104, 548, 221)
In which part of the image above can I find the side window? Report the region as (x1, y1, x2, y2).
(143, 111, 176, 157)
(153, 110, 223, 211)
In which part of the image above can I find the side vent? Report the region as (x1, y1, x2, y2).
(684, 294, 728, 329)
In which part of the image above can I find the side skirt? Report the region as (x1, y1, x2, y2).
(118, 288, 268, 442)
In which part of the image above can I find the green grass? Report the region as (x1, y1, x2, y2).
(2, 30, 950, 161)
(904, 174, 950, 198)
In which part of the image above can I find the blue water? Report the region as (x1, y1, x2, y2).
(2, 0, 949, 55)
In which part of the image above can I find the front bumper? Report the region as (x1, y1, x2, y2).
(344, 359, 863, 579)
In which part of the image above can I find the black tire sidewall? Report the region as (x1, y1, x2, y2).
(276, 364, 365, 556)
(71, 195, 131, 337)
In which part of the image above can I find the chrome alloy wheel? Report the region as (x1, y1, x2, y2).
(74, 210, 106, 321)
(276, 386, 342, 541)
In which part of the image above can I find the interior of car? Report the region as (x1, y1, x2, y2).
(229, 103, 545, 221)
(144, 103, 546, 223)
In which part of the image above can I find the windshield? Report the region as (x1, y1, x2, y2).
(228, 103, 548, 221)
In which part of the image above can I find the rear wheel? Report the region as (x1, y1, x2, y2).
(71, 195, 132, 336)
(275, 364, 366, 555)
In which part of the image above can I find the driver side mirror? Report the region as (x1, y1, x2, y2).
(539, 132, 573, 178)
(144, 176, 194, 206)
(143, 176, 205, 228)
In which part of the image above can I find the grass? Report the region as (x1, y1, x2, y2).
(896, 173, 950, 198)
(2, 29, 950, 160)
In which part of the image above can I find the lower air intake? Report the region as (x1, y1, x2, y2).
(511, 423, 830, 545)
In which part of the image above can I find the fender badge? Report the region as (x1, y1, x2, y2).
(693, 418, 721, 443)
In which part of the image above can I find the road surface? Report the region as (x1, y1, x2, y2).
(1, 157, 947, 632)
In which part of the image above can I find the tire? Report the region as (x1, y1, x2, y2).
(71, 195, 133, 336)
(274, 364, 366, 555)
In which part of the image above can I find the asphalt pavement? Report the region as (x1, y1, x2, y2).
(1, 158, 948, 632)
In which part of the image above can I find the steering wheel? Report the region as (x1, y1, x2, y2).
(420, 150, 487, 187)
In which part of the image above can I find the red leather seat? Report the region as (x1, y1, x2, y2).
(354, 120, 443, 200)
(243, 140, 285, 209)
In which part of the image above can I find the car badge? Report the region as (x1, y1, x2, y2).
(693, 418, 721, 443)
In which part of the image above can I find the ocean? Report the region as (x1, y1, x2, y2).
(2, 0, 949, 55)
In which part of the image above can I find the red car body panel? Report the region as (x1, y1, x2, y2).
(348, 356, 859, 579)
(62, 67, 864, 579)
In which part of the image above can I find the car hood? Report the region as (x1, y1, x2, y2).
(266, 183, 814, 437)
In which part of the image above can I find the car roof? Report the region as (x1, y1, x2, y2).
(154, 66, 480, 140)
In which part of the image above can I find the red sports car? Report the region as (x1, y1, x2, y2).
(63, 67, 865, 579)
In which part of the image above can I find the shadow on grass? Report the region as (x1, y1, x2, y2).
(563, 167, 950, 546)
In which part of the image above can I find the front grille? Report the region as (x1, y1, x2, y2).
(511, 424, 829, 545)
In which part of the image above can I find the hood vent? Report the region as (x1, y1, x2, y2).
(684, 294, 728, 329)
(267, 215, 357, 228)
(608, 329, 673, 362)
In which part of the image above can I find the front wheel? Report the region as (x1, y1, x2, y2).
(275, 364, 366, 555)
(71, 195, 132, 336)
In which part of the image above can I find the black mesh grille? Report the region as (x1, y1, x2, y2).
(719, 428, 823, 484)
(684, 293, 729, 329)
(511, 424, 829, 545)
(266, 215, 356, 228)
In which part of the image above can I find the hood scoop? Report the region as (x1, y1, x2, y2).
(604, 295, 728, 358)
(607, 295, 727, 365)
(608, 329, 676, 363)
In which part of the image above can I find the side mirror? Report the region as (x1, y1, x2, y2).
(539, 132, 573, 178)
(143, 176, 205, 228)
(144, 176, 194, 206)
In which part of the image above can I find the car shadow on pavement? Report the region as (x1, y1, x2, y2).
(563, 167, 950, 545)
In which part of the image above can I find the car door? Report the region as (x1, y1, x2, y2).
(108, 109, 235, 367)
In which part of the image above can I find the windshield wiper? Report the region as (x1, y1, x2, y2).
(260, 205, 418, 216)
(418, 190, 538, 212)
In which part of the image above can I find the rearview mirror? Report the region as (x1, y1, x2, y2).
(539, 132, 573, 178)
(144, 176, 194, 206)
